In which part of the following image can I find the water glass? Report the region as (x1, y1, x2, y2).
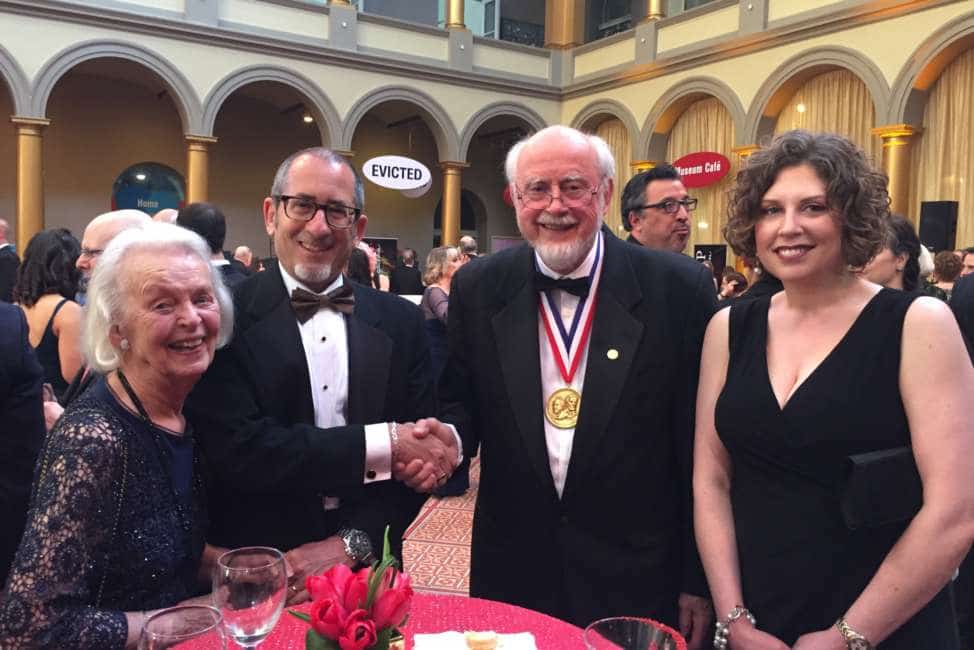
(213, 546, 287, 648)
(139, 604, 226, 649)
(584, 616, 686, 650)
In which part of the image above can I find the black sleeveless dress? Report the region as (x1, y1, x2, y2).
(714, 288, 958, 648)
(34, 297, 70, 400)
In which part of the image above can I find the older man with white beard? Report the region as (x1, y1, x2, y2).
(438, 126, 716, 644)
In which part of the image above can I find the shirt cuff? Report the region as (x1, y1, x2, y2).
(442, 423, 464, 465)
(363, 423, 392, 483)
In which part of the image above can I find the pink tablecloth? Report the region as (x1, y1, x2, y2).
(261, 593, 585, 649)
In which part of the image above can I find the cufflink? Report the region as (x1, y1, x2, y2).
(366, 469, 376, 479)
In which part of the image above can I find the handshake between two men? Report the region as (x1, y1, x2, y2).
(391, 417, 462, 494)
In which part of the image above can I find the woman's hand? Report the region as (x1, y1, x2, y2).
(791, 627, 846, 650)
(726, 624, 789, 650)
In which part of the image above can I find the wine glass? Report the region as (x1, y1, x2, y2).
(139, 605, 226, 649)
(583, 616, 686, 650)
(213, 546, 287, 648)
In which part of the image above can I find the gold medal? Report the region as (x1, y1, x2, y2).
(545, 387, 581, 429)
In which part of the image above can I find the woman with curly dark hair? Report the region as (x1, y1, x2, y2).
(12, 228, 84, 401)
(861, 214, 922, 292)
(694, 131, 974, 649)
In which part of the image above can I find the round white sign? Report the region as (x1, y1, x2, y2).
(362, 155, 431, 191)
(401, 178, 432, 198)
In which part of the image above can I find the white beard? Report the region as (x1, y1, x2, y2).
(294, 262, 333, 285)
(523, 212, 601, 274)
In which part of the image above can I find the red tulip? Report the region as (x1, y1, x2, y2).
(338, 609, 377, 650)
(308, 598, 348, 640)
(307, 564, 369, 612)
(372, 582, 412, 630)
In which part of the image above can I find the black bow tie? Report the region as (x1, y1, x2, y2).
(534, 272, 590, 298)
(290, 284, 355, 323)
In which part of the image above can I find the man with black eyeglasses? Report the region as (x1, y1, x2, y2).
(186, 147, 461, 605)
(621, 164, 697, 253)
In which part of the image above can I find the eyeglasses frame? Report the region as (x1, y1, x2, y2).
(275, 194, 361, 229)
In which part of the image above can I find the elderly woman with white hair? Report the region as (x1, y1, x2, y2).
(0, 222, 233, 649)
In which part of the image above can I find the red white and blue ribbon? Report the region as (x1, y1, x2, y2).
(537, 234, 603, 384)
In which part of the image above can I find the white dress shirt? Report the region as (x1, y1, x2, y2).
(278, 264, 391, 497)
(535, 232, 604, 497)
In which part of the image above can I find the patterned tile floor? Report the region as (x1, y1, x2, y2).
(402, 459, 479, 596)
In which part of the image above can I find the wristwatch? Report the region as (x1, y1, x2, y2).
(339, 528, 375, 567)
(835, 618, 873, 650)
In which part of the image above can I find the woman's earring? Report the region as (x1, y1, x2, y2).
(120, 339, 130, 351)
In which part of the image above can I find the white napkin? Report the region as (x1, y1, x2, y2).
(413, 632, 537, 650)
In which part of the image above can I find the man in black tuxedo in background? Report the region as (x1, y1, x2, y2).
(177, 202, 249, 288)
(186, 148, 459, 604)
(389, 248, 424, 295)
(0, 302, 45, 586)
(0, 219, 19, 303)
(439, 126, 715, 645)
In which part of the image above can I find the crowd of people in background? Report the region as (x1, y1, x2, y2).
(0, 127, 973, 649)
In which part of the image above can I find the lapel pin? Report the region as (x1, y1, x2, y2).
(606, 348, 619, 360)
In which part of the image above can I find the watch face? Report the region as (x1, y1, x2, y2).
(344, 530, 372, 561)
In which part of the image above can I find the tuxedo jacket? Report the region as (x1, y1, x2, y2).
(439, 233, 716, 627)
(185, 264, 431, 556)
(951, 273, 974, 362)
(0, 302, 45, 586)
(389, 265, 424, 295)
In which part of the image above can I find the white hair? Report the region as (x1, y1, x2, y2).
(83, 221, 234, 373)
(504, 125, 616, 185)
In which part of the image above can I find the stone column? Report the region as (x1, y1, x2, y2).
(12, 117, 50, 248)
(186, 135, 218, 204)
(872, 124, 919, 219)
(445, 0, 465, 30)
(544, 0, 585, 49)
(731, 144, 759, 161)
(440, 162, 468, 246)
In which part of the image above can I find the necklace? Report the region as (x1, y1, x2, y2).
(115, 369, 199, 535)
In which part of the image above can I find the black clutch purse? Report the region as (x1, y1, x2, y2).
(840, 446, 923, 530)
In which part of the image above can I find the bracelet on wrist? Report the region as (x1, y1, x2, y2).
(835, 617, 873, 650)
(388, 422, 400, 462)
(713, 606, 755, 650)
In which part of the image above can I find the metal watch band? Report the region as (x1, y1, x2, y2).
(835, 618, 873, 650)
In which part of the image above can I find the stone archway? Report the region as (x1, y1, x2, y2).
(32, 40, 201, 133)
(743, 46, 889, 146)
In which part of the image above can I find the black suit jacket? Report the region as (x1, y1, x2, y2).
(951, 273, 974, 362)
(0, 246, 19, 303)
(439, 233, 716, 626)
(389, 265, 424, 295)
(185, 264, 432, 557)
(0, 302, 45, 586)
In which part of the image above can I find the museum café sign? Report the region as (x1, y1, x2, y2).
(363, 155, 432, 197)
(672, 152, 731, 188)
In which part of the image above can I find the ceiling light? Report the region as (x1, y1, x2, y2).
(303, 114, 314, 124)
(697, 221, 709, 229)
(796, 103, 807, 114)
(135, 173, 147, 181)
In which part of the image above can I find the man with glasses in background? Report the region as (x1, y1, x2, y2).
(186, 147, 460, 604)
(620, 164, 697, 253)
(438, 127, 715, 645)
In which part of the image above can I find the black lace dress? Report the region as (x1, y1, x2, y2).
(0, 376, 207, 649)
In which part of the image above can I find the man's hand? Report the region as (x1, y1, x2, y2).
(392, 418, 460, 493)
(678, 593, 713, 650)
(283, 536, 352, 605)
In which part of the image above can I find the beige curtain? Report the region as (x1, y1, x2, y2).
(775, 69, 880, 165)
(595, 118, 631, 237)
(666, 97, 735, 257)
(913, 48, 974, 247)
